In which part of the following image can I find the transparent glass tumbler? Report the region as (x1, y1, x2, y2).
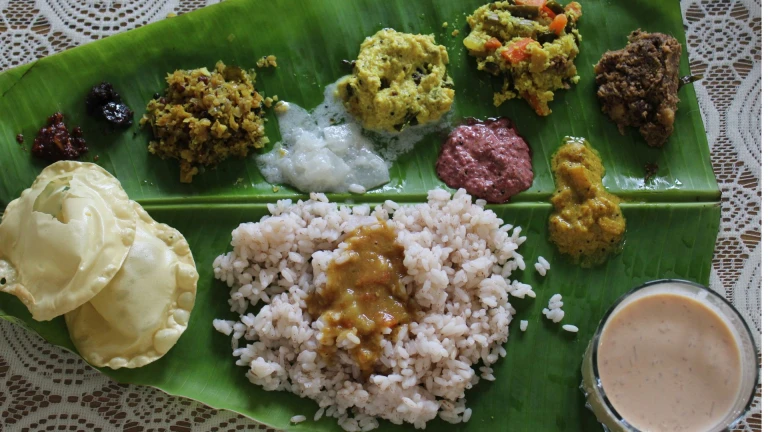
(580, 279, 759, 432)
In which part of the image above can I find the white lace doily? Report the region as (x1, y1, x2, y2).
(0, 0, 761, 430)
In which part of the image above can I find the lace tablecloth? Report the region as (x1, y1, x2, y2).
(0, 0, 761, 430)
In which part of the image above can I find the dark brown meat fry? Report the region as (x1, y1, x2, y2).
(595, 30, 682, 147)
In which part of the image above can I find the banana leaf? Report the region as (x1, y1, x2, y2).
(0, 0, 720, 431)
(0, 0, 716, 207)
(0, 203, 720, 431)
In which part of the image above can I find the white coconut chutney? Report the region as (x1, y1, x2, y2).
(257, 80, 449, 194)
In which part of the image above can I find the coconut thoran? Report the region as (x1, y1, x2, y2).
(141, 61, 270, 183)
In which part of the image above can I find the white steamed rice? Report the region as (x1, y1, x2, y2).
(542, 293, 565, 323)
(542, 294, 577, 332)
(534, 256, 550, 277)
(212, 188, 530, 431)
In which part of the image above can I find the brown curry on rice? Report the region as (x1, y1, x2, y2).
(307, 222, 418, 376)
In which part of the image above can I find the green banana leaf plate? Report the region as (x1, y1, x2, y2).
(0, 0, 720, 431)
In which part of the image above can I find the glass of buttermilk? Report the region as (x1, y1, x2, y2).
(581, 279, 758, 432)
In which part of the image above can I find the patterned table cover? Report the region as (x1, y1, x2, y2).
(0, 0, 761, 430)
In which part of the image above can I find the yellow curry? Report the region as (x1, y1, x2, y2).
(307, 222, 417, 375)
(549, 138, 625, 266)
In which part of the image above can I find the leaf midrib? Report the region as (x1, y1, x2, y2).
(128, 189, 722, 209)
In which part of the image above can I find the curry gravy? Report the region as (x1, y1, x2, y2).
(307, 222, 417, 376)
(548, 138, 625, 266)
(597, 292, 741, 431)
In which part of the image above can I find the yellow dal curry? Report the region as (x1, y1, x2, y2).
(549, 138, 625, 266)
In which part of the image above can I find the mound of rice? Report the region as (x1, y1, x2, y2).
(212, 188, 531, 431)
